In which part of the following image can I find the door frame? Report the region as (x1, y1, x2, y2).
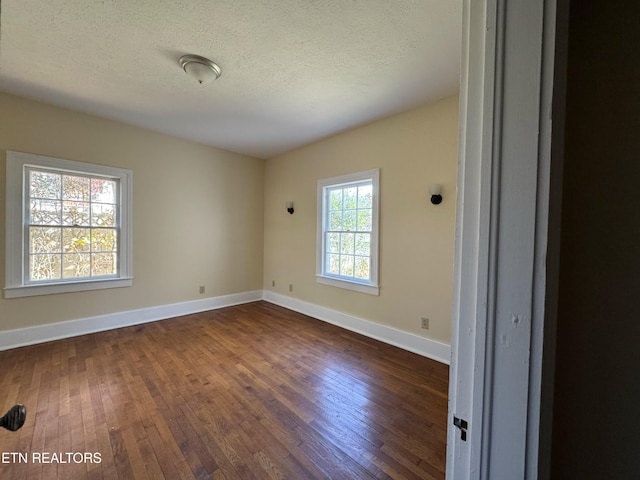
(446, 0, 566, 477)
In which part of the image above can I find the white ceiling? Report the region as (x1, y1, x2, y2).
(0, 0, 461, 159)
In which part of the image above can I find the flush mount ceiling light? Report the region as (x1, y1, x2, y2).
(179, 54, 222, 84)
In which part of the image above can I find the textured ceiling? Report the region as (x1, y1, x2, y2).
(0, 0, 461, 159)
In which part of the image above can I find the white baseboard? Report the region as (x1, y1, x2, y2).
(262, 291, 450, 365)
(1, 290, 451, 365)
(0, 290, 263, 351)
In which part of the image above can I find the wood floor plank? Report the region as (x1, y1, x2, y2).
(0, 301, 448, 479)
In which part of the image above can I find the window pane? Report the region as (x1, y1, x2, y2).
(30, 171, 61, 199)
(30, 199, 61, 225)
(91, 179, 117, 204)
(344, 187, 357, 209)
(340, 233, 355, 255)
(357, 209, 372, 231)
(63, 253, 91, 278)
(327, 254, 340, 275)
(92, 253, 117, 276)
(355, 233, 370, 256)
(30, 227, 62, 254)
(329, 189, 342, 211)
(62, 201, 90, 226)
(30, 254, 61, 281)
(327, 232, 340, 253)
(93, 229, 118, 252)
(329, 211, 342, 230)
(343, 210, 357, 231)
(62, 175, 90, 201)
(340, 255, 354, 277)
(358, 184, 372, 208)
(354, 256, 370, 279)
(62, 228, 91, 253)
(91, 203, 116, 227)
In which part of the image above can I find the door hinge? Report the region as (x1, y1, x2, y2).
(453, 416, 468, 441)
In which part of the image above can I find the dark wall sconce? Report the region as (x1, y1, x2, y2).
(429, 184, 443, 205)
(286, 201, 295, 214)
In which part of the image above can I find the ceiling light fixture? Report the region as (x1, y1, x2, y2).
(179, 54, 222, 84)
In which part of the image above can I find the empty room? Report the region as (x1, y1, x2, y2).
(0, 1, 460, 478)
(7, 1, 633, 479)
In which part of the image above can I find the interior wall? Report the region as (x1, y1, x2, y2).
(551, 0, 640, 477)
(0, 93, 265, 332)
(263, 95, 458, 344)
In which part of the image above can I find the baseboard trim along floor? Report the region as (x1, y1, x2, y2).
(263, 291, 450, 364)
(0, 290, 451, 364)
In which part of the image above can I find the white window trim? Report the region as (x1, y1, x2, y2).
(316, 168, 380, 296)
(4, 151, 133, 298)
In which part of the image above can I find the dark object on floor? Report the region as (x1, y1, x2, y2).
(0, 404, 26, 431)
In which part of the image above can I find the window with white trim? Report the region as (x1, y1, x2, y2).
(316, 169, 379, 295)
(5, 151, 133, 298)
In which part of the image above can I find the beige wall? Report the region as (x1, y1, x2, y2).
(0, 93, 264, 332)
(1, 92, 457, 346)
(263, 96, 458, 344)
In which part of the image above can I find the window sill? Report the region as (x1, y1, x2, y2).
(316, 275, 379, 296)
(4, 277, 133, 299)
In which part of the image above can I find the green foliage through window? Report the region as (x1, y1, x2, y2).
(324, 181, 373, 281)
(28, 168, 119, 282)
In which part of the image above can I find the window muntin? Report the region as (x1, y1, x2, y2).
(5, 151, 132, 298)
(27, 168, 120, 283)
(317, 169, 379, 295)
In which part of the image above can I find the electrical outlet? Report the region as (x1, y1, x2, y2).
(289, 284, 293, 292)
(421, 317, 429, 329)
(199, 285, 205, 294)
(272, 280, 275, 287)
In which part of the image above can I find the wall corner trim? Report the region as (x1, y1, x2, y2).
(0, 290, 263, 351)
(263, 291, 451, 365)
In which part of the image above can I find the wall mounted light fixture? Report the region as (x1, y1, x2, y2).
(429, 184, 443, 205)
(286, 201, 295, 214)
(179, 54, 222, 84)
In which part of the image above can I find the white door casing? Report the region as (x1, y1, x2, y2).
(446, 0, 561, 478)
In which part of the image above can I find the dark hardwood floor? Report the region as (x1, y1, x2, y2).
(0, 301, 449, 479)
